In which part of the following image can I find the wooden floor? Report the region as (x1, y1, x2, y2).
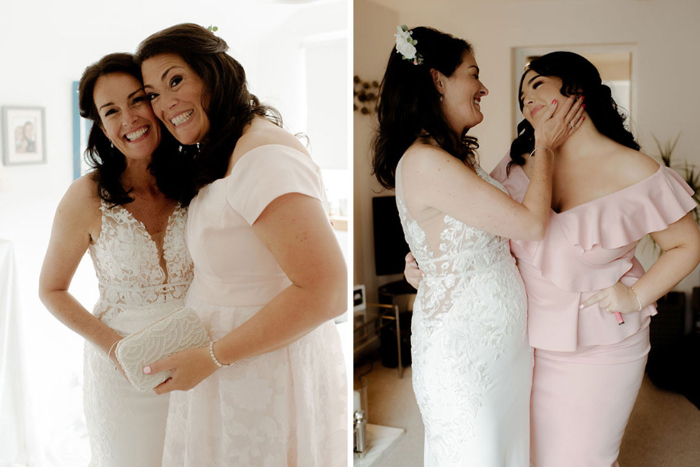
(355, 358, 700, 466)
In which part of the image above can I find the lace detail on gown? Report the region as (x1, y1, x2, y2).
(90, 202, 192, 315)
(396, 161, 531, 466)
(83, 201, 193, 466)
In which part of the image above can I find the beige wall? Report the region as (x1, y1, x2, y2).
(354, 0, 401, 304)
(355, 0, 700, 309)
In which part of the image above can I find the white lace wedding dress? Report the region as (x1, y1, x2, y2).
(396, 159, 533, 466)
(83, 200, 192, 466)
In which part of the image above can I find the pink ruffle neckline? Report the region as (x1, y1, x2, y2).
(555, 167, 696, 252)
(494, 160, 697, 293)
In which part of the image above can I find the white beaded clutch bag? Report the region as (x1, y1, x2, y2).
(115, 307, 211, 391)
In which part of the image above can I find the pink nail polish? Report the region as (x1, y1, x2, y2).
(143, 366, 151, 374)
(552, 99, 557, 105)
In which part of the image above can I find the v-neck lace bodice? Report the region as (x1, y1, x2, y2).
(83, 199, 194, 466)
(88, 200, 193, 317)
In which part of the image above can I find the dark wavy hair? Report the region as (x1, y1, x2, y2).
(78, 53, 195, 206)
(135, 23, 282, 193)
(372, 26, 478, 190)
(509, 51, 639, 173)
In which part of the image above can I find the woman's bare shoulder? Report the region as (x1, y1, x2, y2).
(66, 173, 101, 201)
(59, 173, 102, 218)
(608, 146, 661, 185)
(402, 142, 472, 176)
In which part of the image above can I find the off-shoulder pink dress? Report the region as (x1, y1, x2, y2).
(491, 154, 696, 467)
(161, 145, 347, 466)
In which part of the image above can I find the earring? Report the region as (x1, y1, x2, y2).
(196, 142, 200, 150)
(439, 94, 444, 102)
(110, 141, 114, 149)
(178, 145, 183, 153)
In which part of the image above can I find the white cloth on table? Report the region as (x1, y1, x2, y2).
(0, 239, 31, 466)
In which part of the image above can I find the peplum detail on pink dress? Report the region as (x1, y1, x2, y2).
(491, 154, 697, 352)
(492, 153, 697, 466)
(162, 144, 347, 467)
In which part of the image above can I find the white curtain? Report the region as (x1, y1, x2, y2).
(0, 240, 31, 467)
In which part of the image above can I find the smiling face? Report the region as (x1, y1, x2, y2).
(519, 70, 567, 124)
(23, 121, 34, 140)
(141, 53, 210, 145)
(93, 72, 160, 161)
(439, 51, 489, 134)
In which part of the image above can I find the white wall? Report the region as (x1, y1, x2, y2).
(355, 0, 700, 313)
(0, 1, 347, 465)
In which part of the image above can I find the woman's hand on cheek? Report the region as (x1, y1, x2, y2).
(533, 95, 585, 150)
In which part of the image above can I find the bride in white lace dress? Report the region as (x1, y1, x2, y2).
(373, 27, 583, 465)
(39, 54, 194, 466)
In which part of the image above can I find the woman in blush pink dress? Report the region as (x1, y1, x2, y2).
(136, 24, 347, 466)
(495, 51, 700, 466)
(407, 51, 700, 466)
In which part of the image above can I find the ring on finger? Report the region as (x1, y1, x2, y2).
(606, 305, 612, 313)
(570, 121, 575, 130)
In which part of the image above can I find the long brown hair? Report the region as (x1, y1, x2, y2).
(136, 23, 282, 193)
(78, 53, 193, 205)
(372, 27, 478, 190)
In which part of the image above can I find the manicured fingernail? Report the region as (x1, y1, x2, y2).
(582, 104, 586, 109)
(143, 366, 151, 374)
(579, 304, 585, 309)
(581, 96, 585, 101)
(552, 99, 557, 104)
(582, 116, 585, 121)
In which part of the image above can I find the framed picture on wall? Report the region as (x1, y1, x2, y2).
(1, 106, 46, 166)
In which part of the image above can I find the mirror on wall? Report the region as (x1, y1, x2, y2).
(72, 80, 93, 180)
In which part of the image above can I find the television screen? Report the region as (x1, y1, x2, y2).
(372, 196, 410, 276)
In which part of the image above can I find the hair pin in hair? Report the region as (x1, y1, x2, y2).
(395, 25, 423, 65)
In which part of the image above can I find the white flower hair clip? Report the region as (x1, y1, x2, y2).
(395, 25, 423, 65)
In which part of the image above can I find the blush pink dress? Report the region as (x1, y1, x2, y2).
(161, 145, 347, 466)
(491, 154, 696, 467)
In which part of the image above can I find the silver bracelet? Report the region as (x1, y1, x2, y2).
(629, 286, 643, 312)
(209, 339, 233, 368)
(529, 146, 554, 158)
